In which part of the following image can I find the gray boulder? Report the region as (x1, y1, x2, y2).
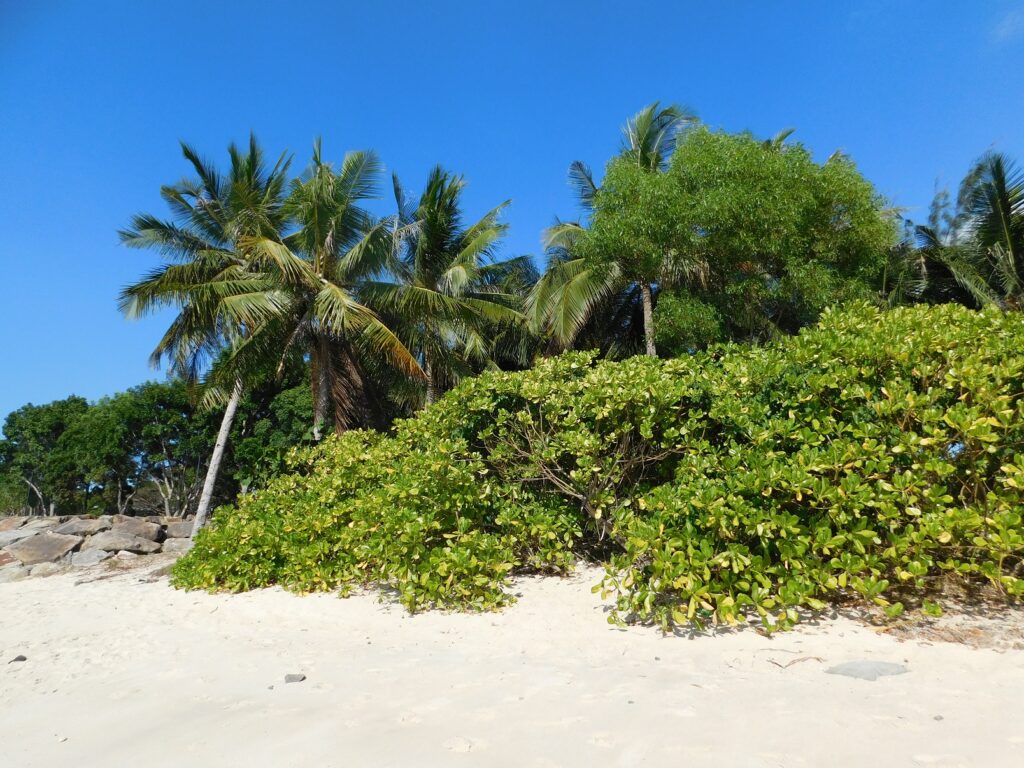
(54, 518, 111, 536)
(83, 531, 161, 554)
(0, 517, 27, 532)
(70, 549, 114, 567)
(111, 518, 162, 542)
(164, 521, 194, 539)
(3, 532, 83, 566)
(161, 538, 192, 555)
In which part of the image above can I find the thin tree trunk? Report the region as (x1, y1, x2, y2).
(22, 478, 46, 517)
(190, 379, 243, 542)
(640, 281, 657, 357)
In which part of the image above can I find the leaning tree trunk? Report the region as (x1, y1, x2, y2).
(639, 281, 657, 357)
(189, 379, 243, 542)
(423, 353, 438, 407)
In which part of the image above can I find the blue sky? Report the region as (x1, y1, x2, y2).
(1, 0, 1022, 422)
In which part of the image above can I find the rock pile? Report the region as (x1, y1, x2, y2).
(0, 514, 194, 582)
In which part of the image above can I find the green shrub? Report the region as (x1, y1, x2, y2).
(174, 303, 1024, 630)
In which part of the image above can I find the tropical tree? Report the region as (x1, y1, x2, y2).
(119, 134, 291, 534)
(950, 153, 1024, 307)
(226, 142, 422, 436)
(893, 152, 1024, 310)
(529, 102, 697, 355)
(534, 122, 897, 356)
(368, 166, 526, 405)
(0, 397, 88, 515)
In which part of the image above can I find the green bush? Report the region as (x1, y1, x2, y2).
(174, 303, 1024, 630)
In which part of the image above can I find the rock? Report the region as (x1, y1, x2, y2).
(0, 516, 27, 532)
(0, 528, 41, 548)
(8, 654, 27, 663)
(83, 531, 161, 554)
(284, 674, 306, 684)
(21, 517, 62, 531)
(3, 532, 83, 566)
(0, 565, 29, 583)
(111, 518, 162, 542)
(29, 562, 66, 578)
(115, 550, 140, 561)
(70, 549, 113, 567)
(825, 661, 908, 681)
(0, 551, 16, 568)
(53, 518, 111, 536)
(161, 538, 192, 555)
(164, 521, 194, 539)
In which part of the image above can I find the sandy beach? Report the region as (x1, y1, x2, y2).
(1, 559, 1023, 768)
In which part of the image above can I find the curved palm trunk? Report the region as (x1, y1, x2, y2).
(189, 379, 243, 542)
(640, 281, 657, 357)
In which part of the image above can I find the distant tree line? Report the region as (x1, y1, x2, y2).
(0, 368, 312, 517)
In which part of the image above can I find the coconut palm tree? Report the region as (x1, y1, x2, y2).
(366, 166, 525, 405)
(119, 134, 291, 535)
(956, 152, 1024, 307)
(529, 102, 698, 355)
(225, 142, 423, 437)
(898, 153, 1024, 310)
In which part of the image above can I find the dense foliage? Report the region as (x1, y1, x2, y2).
(0, 379, 312, 517)
(530, 120, 899, 358)
(174, 303, 1024, 629)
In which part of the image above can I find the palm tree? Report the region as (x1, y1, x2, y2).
(367, 166, 525, 405)
(956, 152, 1024, 307)
(227, 142, 423, 437)
(530, 102, 698, 356)
(897, 153, 1024, 310)
(119, 135, 291, 536)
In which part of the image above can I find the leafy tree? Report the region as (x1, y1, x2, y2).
(662, 127, 897, 340)
(230, 379, 314, 492)
(120, 135, 291, 533)
(530, 102, 696, 355)
(573, 159, 709, 355)
(534, 124, 897, 355)
(0, 396, 88, 515)
(0, 468, 25, 516)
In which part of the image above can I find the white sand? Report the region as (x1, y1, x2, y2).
(2, 560, 1023, 768)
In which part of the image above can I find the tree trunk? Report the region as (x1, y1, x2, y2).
(333, 345, 386, 432)
(190, 379, 243, 542)
(312, 342, 331, 441)
(640, 281, 657, 357)
(424, 353, 437, 406)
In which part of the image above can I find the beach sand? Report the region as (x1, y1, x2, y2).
(1, 558, 1023, 767)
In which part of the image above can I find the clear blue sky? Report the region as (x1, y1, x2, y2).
(1, 0, 1022, 422)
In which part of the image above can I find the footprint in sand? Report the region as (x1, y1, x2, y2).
(444, 737, 486, 753)
(397, 712, 421, 725)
